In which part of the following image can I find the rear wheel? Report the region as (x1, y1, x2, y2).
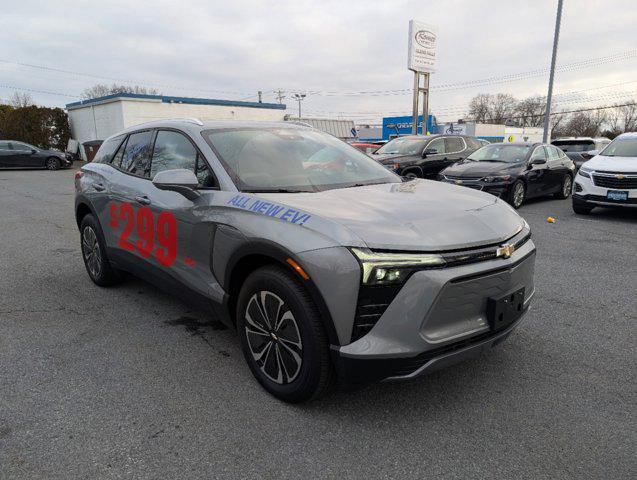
(555, 174, 572, 199)
(46, 157, 60, 170)
(509, 180, 526, 209)
(236, 265, 333, 403)
(80, 214, 123, 286)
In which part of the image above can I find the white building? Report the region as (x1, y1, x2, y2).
(66, 93, 287, 156)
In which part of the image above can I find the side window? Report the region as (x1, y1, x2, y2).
(546, 146, 559, 160)
(196, 156, 217, 188)
(530, 146, 548, 161)
(150, 130, 197, 178)
(93, 135, 124, 164)
(0, 141, 10, 150)
(425, 137, 446, 154)
(445, 137, 465, 153)
(121, 131, 154, 177)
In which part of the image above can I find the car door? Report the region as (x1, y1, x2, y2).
(525, 146, 550, 197)
(98, 130, 156, 267)
(443, 136, 467, 168)
(12, 142, 42, 168)
(143, 129, 220, 294)
(546, 145, 567, 193)
(0, 141, 14, 167)
(420, 137, 447, 178)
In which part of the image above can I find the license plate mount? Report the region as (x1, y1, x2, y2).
(607, 190, 628, 201)
(487, 287, 525, 331)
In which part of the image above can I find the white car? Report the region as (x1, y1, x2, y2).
(572, 132, 637, 214)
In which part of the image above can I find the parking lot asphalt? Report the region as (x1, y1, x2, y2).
(0, 166, 635, 480)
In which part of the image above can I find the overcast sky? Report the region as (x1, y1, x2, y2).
(1, 0, 636, 124)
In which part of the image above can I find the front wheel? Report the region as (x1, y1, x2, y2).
(555, 174, 572, 199)
(236, 265, 333, 403)
(46, 157, 60, 170)
(508, 180, 526, 209)
(572, 198, 593, 215)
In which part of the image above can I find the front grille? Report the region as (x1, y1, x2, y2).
(352, 285, 401, 342)
(592, 174, 637, 190)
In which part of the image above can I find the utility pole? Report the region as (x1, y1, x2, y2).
(275, 89, 285, 104)
(292, 93, 306, 118)
(258, 91, 263, 103)
(543, 0, 563, 143)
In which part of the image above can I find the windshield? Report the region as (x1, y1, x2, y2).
(552, 140, 594, 152)
(599, 138, 637, 158)
(374, 137, 426, 156)
(467, 144, 530, 163)
(203, 128, 400, 192)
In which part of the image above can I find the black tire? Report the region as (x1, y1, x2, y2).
(555, 174, 573, 199)
(79, 214, 123, 286)
(236, 265, 333, 403)
(46, 157, 60, 170)
(572, 198, 593, 215)
(508, 180, 526, 209)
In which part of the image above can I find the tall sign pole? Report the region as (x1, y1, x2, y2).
(542, 0, 563, 143)
(412, 72, 420, 134)
(408, 20, 437, 136)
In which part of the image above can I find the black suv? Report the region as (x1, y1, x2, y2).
(371, 134, 481, 178)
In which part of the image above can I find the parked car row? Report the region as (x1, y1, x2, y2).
(551, 137, 611, 170)
(367, 134, 575, 209)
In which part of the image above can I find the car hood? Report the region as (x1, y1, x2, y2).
(259, 180, 525, 251)
(442, 161, 523, 177)
(370, 153, 419, 164)
(585, 155, 637, 172)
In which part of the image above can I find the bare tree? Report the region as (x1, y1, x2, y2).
(561, 111, 607, 137)
(468, 94, 491, 123)
(81, 83, 160, 100)
(9, 91, 34, 108)
(515, 96, 546, 127)
(468, 93, 518, 124)
(616, 102, 637, 132)
(487, 93, 517, 124)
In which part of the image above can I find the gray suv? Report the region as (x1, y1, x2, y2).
(75, 119, 536, 402)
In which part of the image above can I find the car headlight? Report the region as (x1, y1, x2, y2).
(578, 167, 592, 178)
(481, 175, 511, 183)
(351, 248, 445, 285)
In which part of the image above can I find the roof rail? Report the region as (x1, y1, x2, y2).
(286, 120, 312, 128)
(177, 117, 204, 126)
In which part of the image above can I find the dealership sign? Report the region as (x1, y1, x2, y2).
(408, 20, 438, 73)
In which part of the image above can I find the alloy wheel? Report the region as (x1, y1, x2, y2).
(513, 182, 525, 208)
(82, 226, 102, 278)
(244, 291, 303, 385)
(563, 176, 572, 197)
(46, 158, 58, 170)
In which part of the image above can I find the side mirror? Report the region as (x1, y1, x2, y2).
(152, 169, 200, 200)
(530, 158, 547, 165)
(582, 149, 599, 160)
(422, 148, 437, 158)
(31, 149, 37, 154)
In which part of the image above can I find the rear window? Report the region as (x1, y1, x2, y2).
(551, 140, 594, 152)
(93, 136, 124, 164)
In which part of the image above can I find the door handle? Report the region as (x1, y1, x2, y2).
(135, 196, 151, 206)
(93, 182, 105, 191)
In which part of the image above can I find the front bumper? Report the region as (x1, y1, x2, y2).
(573, 170, 637, 208)
(439, 177, 512, 198)
(333, 239, 536, 385)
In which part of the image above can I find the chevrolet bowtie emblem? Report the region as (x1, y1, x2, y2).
(615, 174, 625, 179)
(496, 244, 515, 259)
(455, 180, 463, 185)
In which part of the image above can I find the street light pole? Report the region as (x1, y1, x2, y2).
(543, 0, 564, 143)
(292, 93, 306, 118)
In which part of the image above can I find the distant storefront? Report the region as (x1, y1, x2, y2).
(381, 115, 437, 140)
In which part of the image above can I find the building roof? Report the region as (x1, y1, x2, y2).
(66, 92, 286, 110)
